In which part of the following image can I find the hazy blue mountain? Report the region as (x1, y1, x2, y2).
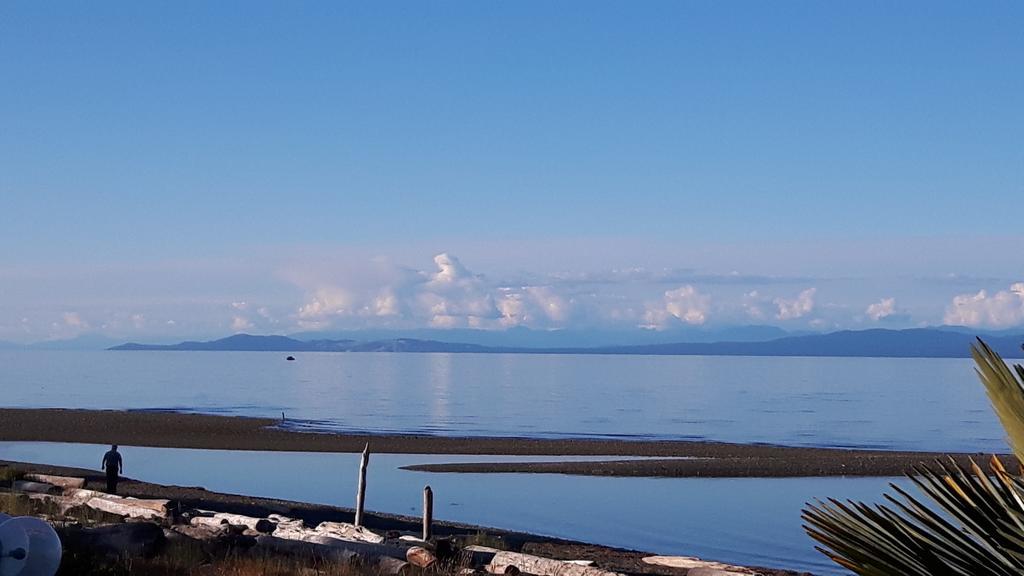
(347, 339, 491, 353)
(111, 334, 492, 353)
(288, 325, 791, 348)
(576, 329, 1024, 359)
(112, 334, 321, 351)
(27, 334, 125, 350)
(111, 328, 1024, 359)
(934, 325, 1024, 337)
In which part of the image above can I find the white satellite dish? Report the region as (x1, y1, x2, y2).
(0, 517, 62, 576)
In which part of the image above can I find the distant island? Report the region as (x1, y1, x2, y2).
(110, 328, 1024, 359)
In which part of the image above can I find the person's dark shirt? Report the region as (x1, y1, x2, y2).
(102, 450, 122, 474)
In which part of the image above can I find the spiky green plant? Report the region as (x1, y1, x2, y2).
(803, 339, 1024, 576)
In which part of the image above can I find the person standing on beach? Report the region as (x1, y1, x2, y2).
(101, 445, 123, 494)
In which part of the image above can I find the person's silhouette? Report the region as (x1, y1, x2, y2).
(101, 445, 123, 494)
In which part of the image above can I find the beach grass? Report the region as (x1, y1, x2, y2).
(0, 465, 22, 484)
(464, 530, 508, 550)
(0, 492, 34, 517)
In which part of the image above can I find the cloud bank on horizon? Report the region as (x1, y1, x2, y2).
(4, 250, 1024, 344)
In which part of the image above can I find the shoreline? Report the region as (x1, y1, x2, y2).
(0, 408, 1010, 478)
(0, 458, 811, 576)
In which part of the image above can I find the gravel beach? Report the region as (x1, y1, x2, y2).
(0, 408, 1008, 477)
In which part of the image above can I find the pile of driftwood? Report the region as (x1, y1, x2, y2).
(6, 473, 650, 576)
(7, 463, 759, 576)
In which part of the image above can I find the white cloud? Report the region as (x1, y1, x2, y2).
(417, 253, 500, 327)
(38, 311, 92, 341)
(372, 290, 401, 317)
(497, 286, 573, 328)
(293, 253, 504, 330)
(774, 288, 816, 320)
(429, 253, 472, 285)
(944, 283, 1024, 328)
(224, 301, 282, 333)
(865, 297, 896, 322)
(742, 290, 767, 319)
(297, 288, 357, 325)
(63, 312, 89, 329)
(231, 316, 254, 332)
(642, 285, 711, 329)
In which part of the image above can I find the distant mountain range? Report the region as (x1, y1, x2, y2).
(109, 328, 1024, 359)
(111, 334, 492, 353)
(2, 325, 796, 351)
(0, 334, 125, 351)
(286, 325, 795, 348)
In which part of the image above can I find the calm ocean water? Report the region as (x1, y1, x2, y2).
(1, 350, 1008, 574)
(0, 349, 1008, 452)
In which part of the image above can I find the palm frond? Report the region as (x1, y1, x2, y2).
(804, 457, 1024, 576)
(803, 339, 1024, 575)
(972, 338, 1024, 463)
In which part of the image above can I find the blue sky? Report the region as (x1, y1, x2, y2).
(1, 2, 1022, 342)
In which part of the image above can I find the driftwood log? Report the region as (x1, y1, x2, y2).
(315, 521, 385, 543)
(376, 555, 413, 575)
(190, 516, 232, 528)
(488, 551, 624, 576)
(12, 480, 60, 494)
(257, 534, 415, 574)
(255, 534, 409, 561)
(462, 545, 500, 567)
(255, 534, 359, 562)
(28, 489, 170, 521)
(256, 516, 407, 559)
(68, 489, 170, 520)
(23, 474, 86, 489)
(406, 546, 438, 568)
(61, 522, 166, 557)
(275, 532, 407, 558)
(208, 512, 276, 534)
(172, 523, 229, 541)
(265, 514, 387, 545)
(641, 556, 756, 574)
(686, 569, 757, 576)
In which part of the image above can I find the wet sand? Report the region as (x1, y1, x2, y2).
(0, 408, 1010, 477)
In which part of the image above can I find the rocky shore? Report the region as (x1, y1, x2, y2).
(0, 459, 810, 576)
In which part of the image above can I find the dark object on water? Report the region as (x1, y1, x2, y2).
(286, 356, 295, 361)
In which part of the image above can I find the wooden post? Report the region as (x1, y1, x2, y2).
(422, 485, 433, 541)
(355, 443, 369, 526)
